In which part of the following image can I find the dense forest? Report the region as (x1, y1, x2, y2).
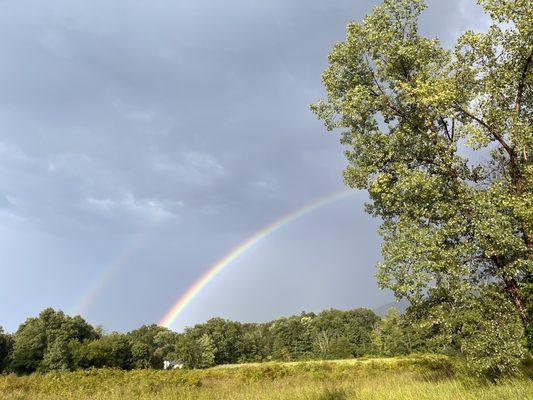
(0, 305, 449, 375)
(1, 303, 527, 378)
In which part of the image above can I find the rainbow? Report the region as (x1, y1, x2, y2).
(159, 190, 353, 328)
(72, 221, 160, 316)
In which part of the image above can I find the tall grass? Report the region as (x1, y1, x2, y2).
(0, 356, 531, 399)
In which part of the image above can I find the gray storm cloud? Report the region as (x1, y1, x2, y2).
(0, 0, 487, 331)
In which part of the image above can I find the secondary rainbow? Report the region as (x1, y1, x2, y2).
(159, 190, 353, 328)
(72, 220, 161, 316)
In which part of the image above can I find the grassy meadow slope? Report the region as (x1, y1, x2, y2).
(0, 355, 531, 400)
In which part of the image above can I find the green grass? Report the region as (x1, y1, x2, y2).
(0, 356, 531, 399)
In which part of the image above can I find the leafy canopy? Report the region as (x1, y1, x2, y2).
(312, 0, 531, 375)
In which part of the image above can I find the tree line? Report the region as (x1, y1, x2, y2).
(1, 303, 529, 377)
(0, 307, 380, 374)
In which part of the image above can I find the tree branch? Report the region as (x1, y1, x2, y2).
(365, 56, 427, 136)
(453, 102, 515, 158)
(451, 118, 455, 140)
(439, 116, 452, 142)
(516, 48, 531, 162)
(515, 48, 532, 117)
(491, 255, 529, 329)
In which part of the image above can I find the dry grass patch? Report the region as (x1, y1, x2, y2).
(0, 356, 531, 400)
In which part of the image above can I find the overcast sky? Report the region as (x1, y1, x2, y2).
(0, 0, 488, 332)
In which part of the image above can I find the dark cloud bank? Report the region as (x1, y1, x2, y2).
(0, 0, 486, 331)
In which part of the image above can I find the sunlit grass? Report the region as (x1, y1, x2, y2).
(0, 356, 531, 399)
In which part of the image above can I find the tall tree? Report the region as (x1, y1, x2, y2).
(10, 308, 99, 373)
(186, 318, 244, 365)
(377, 309, 408, 356)
(0, 327, 13, 372)
(82, 333, 133, 370)
(312, 0, 531, 373)
(128, 324, 172, 369)
(197, 334, 216, 369)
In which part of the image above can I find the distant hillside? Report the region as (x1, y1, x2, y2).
(373, 299, 410, 317)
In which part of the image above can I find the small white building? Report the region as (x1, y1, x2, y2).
(163, 360, 184, 370)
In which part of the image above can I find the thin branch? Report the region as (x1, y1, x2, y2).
(516, 48, 531, 162)
(439, 116, 452, 142)
(451, 118, 455, 140)
(515, 48, 532, 117)
(364, 56, 426, 136)
(453, 102, 515, 157)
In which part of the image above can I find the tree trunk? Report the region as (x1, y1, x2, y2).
(502, 275, 529, 329)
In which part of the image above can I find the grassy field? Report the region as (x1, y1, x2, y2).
(0, 355, 531, 400)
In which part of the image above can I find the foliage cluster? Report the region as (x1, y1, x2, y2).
(1, 305, 529, 378)
(312, 0, 532, 377)
(0, 307, 382, 374)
